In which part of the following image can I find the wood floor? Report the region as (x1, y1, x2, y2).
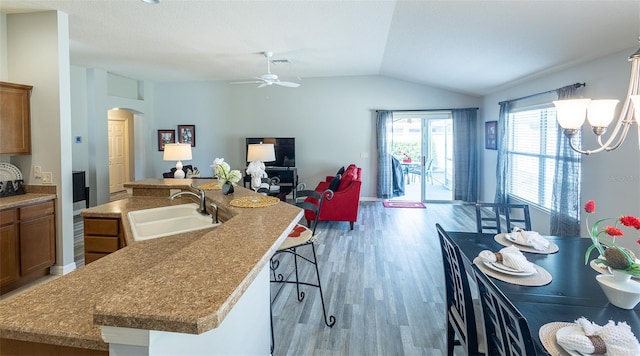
(67, 199, 478, 355)
(270, 201, 477, 355)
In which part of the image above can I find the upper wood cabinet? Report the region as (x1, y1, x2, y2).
(0, 81, 33, 155)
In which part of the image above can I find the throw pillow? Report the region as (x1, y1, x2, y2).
(336, 166, 345, 176)
(338, 169, 355, 191)
(328, 174, 341, 192)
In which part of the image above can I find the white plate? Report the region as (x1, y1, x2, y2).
(503, 232, 535, 247)
(555, 326, 588, 356)
(482, 260, 536, 276)
(0, 163, 22, 181)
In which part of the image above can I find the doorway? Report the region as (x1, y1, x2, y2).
(107, 109, 133, 193)
(391, 112, 453, 202)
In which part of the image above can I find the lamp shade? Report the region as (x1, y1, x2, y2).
(163, 143, 192, 161)
(587, 99, 619, 127)
(553, 99, 591, 130)
(247, 143, 275, 162)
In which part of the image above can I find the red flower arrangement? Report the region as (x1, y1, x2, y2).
(583, 200, 640, 277)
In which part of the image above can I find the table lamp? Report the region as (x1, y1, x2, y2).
(163, 143, 192, 179)
(246, 143, 276, 190)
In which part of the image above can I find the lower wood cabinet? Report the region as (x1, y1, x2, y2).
(0, 200, 56, 294)
(83, 217, 124, 264)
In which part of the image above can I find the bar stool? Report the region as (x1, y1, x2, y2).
(269, 188, 336, 351)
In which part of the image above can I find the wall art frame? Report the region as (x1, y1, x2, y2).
(178, 125, 196, 147)
(485, 121, 498, 150)
(158, 129, 175, 151)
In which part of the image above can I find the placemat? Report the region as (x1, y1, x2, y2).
(539, 321, 574, 356)
(473, 257, 552, 286)
(230, 195, 280, 208)
(198, 182, 222, 190)
(494, 233, 559, 254)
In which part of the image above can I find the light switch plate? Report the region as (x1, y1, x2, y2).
(42, 172, 52, 184)
(34, 166, 42, 178)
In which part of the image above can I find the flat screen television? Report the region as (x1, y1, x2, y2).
(246, 137, 295, 167)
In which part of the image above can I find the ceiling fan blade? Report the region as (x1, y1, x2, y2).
(274, 81, 300, 88)
(257, 83, 270, 88)
(230, 80, 262, 85)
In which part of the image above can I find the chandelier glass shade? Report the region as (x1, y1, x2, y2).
(553, 45, 640, 155)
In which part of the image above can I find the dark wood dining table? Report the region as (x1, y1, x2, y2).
(446, 231, 640, 355)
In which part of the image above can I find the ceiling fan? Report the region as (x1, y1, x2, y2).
(231, 51, 300, 88)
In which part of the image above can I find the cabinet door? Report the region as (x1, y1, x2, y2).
(0, 224, 19, 286)
(19, 215, 56, 275)
(0, 82, 32, 155)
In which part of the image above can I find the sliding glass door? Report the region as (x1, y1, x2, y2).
(391, 112, 454, 202)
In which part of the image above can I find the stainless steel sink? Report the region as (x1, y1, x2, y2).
(127, 203, 221, 241)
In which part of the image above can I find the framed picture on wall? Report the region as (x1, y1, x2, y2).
(485, 121, 497, 150)
(178, 125, 196, 147)
(158, 129, 175, 151)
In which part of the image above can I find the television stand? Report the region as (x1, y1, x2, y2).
(243, 167, 298, 200)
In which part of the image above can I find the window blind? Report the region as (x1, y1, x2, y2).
(507, 106, 558, 209)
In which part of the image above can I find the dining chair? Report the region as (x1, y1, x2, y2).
(475, 203, 531, 233)
(436, 223, 485, 356)
(472, 264, 537, 356)
(269, 189, 336, 350)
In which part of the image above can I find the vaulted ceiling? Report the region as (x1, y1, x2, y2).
(1, 0, 638, 95)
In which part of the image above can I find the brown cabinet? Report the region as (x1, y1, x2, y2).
(84, 217, 124, 264)
(0, 209, 19, 286)
(0, 200, 56, 294)
(0, 82, 33, 155)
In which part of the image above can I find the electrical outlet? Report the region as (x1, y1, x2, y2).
(42, 172, 52, 184)
(34, 166, 42, 178)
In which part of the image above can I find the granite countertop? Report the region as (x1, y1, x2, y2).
(0, 179, 302, 351)
(0, 193, 56, 209)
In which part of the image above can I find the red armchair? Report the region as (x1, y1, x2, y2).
(305, 164, 362, 230)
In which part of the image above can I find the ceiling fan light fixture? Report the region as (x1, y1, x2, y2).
(230, 51, 300, 89)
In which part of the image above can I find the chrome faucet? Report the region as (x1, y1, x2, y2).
(210, 203, 219, 224)
(169, 187, 208, 215)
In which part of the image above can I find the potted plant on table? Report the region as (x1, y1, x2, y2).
(211, 158, 241, 195)
(583, 200, 640, 278)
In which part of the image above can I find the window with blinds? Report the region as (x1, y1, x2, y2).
(507, 106, 558, 210)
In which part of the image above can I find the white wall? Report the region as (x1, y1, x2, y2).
(481, 47, 640, 255)
(5, 11, 76, 273)
(154, 76, 481, 198)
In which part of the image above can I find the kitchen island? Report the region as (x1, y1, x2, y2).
(0, 179, 302, 355)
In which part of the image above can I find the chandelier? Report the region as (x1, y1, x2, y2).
(553, 44, 640, 155)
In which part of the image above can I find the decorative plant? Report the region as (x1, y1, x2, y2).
(583, 199, 640, 277)
(211, 158, 241, 185)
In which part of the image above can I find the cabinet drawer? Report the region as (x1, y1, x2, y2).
(85, 236, 119, 253)
(19, 201, 54, 220)
(85, 252, 109, 264)
(84, 218, 120, 236)
(0, 209, 16, 226)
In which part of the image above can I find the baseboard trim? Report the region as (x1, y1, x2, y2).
(50, 262, 77, 275)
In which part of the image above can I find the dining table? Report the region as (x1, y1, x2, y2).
(445, 231, 640, 355)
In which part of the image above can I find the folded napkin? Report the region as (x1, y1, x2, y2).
(511, 227, 550, 251)
(556, 317, 640, 356)
(478, 245, 536, 273)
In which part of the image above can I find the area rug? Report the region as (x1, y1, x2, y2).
(382, 201, 425, 209)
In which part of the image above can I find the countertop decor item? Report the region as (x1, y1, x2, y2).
(163, 143, 192, 179)
(211, 158, 241, 195)
(583, 199, 640, 278)
(596, 271, 640, 309)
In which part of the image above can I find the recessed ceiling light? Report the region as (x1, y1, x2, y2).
(141, 0, 159, 4)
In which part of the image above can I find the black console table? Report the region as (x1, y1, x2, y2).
(243, 167, 298, 200)
(72, 171, 90, 208)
